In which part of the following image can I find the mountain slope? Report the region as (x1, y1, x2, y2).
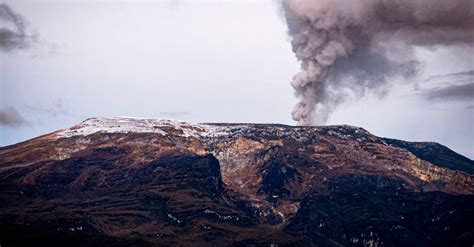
(382, 138, 474, 175)
(0, 117, 473, 246)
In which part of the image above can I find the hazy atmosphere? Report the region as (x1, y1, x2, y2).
(1, 0, 473, 158)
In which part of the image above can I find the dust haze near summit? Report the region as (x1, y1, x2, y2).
(281, 0, 474, 125)
(0, 107, 26, 126)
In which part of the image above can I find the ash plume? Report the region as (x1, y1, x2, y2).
(0, 3, 37, 51)
(281, 0, 474, 125)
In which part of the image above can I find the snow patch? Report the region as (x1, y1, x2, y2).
(57, 117, 233, 139)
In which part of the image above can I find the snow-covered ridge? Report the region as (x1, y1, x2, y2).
(56, 117, 374, 142)
(57, 117, 232, 139)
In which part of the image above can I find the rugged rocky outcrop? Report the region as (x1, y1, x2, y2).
(0, 117, 473, 246)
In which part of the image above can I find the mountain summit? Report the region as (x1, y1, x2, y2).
(1, 117, 473, 246)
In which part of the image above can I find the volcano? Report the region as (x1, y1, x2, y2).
(0, 117, 473, 246)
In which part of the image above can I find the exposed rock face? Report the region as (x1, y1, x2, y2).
(0, 117, 473, 246)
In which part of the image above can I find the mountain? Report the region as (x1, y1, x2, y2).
(0, 117, 473, 246)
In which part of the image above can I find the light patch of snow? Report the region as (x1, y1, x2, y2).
(167, 213, 182, 224)
(350, 237, 360, 243)
(57, 117, 235, 139)
(203, 208, 240, 221)
(68, 226, 83, 232)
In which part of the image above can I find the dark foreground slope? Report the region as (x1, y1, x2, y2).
(0, 117, 473, 247)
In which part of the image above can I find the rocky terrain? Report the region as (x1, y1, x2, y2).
(0, 117, 473, 246)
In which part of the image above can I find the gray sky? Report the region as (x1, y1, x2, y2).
(1, 0, 473, 158)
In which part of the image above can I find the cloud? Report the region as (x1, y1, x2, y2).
(0, 107, 27, 126)
(425, 70, 474, 82)
(0, 3, 37, 52)
(423, 82, 474, 101)
(419, 69, 474, 101)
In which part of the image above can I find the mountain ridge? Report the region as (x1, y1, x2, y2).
(0, 117, 473, 246)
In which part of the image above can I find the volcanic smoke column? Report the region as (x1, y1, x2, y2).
(282, 0, 474, 125)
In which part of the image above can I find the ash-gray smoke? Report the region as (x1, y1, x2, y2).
(0, 3, 37, 51)
(282, 0, 474, 125)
